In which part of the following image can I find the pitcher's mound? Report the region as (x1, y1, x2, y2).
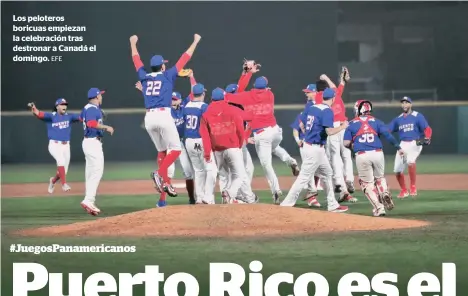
(16, 204, 430, 238)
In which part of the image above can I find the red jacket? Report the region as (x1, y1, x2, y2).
(315, 84, 347, 122)
(225, 88, 276, 130)
(200, 101, 245, 159)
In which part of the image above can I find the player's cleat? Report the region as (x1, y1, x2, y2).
(163, 182, 177, 197)
(339, 192, 358, 203)
(334, 184, 342, 193)
(373, 207, 386, 217)
(381, 192, 394, 211)
(150, 172, 163, 193)
(397, 189, 409, 199)
(202, 199, 215, 204)
(306, 195, 321, 208)
(329, 205, 348, 213)
(157, 200, 167, 208)
(221, 191, 230, 204)
(290, 163, 300, 177)
(346, 180, 355, 194)
(189, 199, 196, 205)
(48, 177, 55, 194)
(410, 185, 417, 197)
(80, 200, 101, 216)
(273, 191, 283, 205)
(254, 195, 260, 203)
(316, 182, 324, 191)
(196, 199, 203, 204)
(62, 183, 71, 192)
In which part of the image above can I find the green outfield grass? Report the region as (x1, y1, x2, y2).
(2, 154, 467, 184)
(2, 190, 468, 295)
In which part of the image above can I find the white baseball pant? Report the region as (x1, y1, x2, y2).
(185, 138, 217, 204)
(299, 146, 317, 193)
(280, 144, 340, 211)
(356, 150, 389, 214)
(214, 148, 256, 203)
(48, 140, 71, 173)
(82, 138, 104, 203)
(327, 122, 353, 188)
(253, 125, 282, 194)
(217, 144, 254, 197)
(393, 140, 423, 173)
(273, 127, 297, 167)
(145, 108, 181, 152)
(168, 140, 194, 180)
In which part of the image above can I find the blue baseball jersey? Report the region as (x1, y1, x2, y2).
(137, 66, 178, 109)
(80, 103, 104, 138)
(300, 104, 334, 145)
(290, 112, 305, 140)
(39, 112, 80, 141)
(388, 111, 429, 141)
(183, 101, 208, 139)
(171, 96, 191, 138)
(344, 116, 388, 152)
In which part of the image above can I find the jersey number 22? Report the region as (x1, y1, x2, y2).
(146, 81, 162, 96)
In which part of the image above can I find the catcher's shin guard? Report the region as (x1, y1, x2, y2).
(375, 178, 394, 211)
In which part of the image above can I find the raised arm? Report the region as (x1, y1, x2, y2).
(129, 35, 143, 70)
(188, 71, 197, 101)
(320, 74, 337, 89)
(175, 34, 201, 72)
(28, 103, 52, 121)
(237, 60, 261, 92)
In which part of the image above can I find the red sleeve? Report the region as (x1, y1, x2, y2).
(237, 72, 253, 93)
(244, 125, 252, 140)
(132, 55, 144, 71)
(36, 111, 45, 119)
(234, 115, 244, 148)
(226, 91, 250, 106)
(175, 53, 191, 72)
(189, 75, 197, 101)
(424, 126, 432, 138)
(200, 116, 212, 159)
(87, 120, 98, 128)
(315, 92, 323, 104)
(336, 84, 345, 99)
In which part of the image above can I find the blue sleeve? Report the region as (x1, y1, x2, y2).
(379, 121, 400, 148)
(166, 66, 178, 83)
(71, 113, 81, 122)
(321, 108, 334, 128)
(42, 112, 53, 121)
(417, 113, 429, 129)
(137, 67, 147, 81)
(85, 108, 101, 121)
(299, 110, 308, 125)
(388, 118, 398, 132)
(290, 114, 300, 130)
(344, 127, 352, 141)
(201, 104, 208, 114)
(181, 96, 190, 107)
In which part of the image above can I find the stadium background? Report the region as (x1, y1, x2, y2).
(2, 1, 468, 164)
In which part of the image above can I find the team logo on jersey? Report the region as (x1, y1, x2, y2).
(399, 123, 414, 132)
(52, 121, 70, 129)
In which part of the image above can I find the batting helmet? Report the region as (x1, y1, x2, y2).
(354, 100, 373, 117)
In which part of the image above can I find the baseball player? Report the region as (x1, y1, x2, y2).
(343, 100, 404, 216)
(130, 33, 201, 200)
(388, 96, 432, 198)
(183, 83, 217, 204)
(28, 99, 81, 193)
(135, 72, 197, 205)
(280, 88, 348, 213)
(80, 88, 114, 216)
(200, 88, 257, 204)
(315, 72, 356, 203)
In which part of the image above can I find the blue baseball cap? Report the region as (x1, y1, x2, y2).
(150, 55, 168, 67)
(401, 96, 412, 103)
(87, 88, 105, 99)
(211, 88, 225, 101)
(225, 84, 238, 94)
(55, 98, 68, 106)
(254, 76, 268, 89)
(192, 83, 206, 96)
(172, 91, 182, 100)
(303, 84, 317, 93)
(322, 88, 336, 100)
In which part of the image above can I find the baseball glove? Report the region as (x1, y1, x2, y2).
(177, 68, 192, 77)
(416, 138, 431, 146)
(243, 58, 261, 74)
(340, 66, 351, 84)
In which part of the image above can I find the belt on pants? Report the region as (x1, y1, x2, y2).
(356, 149, 382, 155)
(84, 136, 102, 142)
(52, 140, 69, 145)
(252, 125, 275, 134)
(304, 142, 324, 148)
(146, 107, 169, 112)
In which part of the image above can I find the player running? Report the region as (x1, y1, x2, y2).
(129, 33, 201, 199)
(388, 96, 432, 198)
(28, 99, 81, 194)
(80, 88, 114, 216)
(280, 88, 349, 212)
(343, 100, 404, 216)
(200, 88, 257, 204)
(183, 83, 217, 204)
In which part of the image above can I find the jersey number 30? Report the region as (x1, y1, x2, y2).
(358, 133, 375, 143)
(186, 115, 198, 129)
(146, 81, 162, 96)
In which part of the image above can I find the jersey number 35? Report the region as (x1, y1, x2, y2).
(146, 81, 162, 96)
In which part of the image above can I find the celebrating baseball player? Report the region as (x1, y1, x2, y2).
(183, 83, 217, 204)
(280, 88, 349, 212)
(80, 88, 114, 216)
(130, 33, 201, 200)
(200, 88, 257, 204)
(28, 99, 81, 194)
(343, 100, 404, 217)
(388, 96, 432, 198)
